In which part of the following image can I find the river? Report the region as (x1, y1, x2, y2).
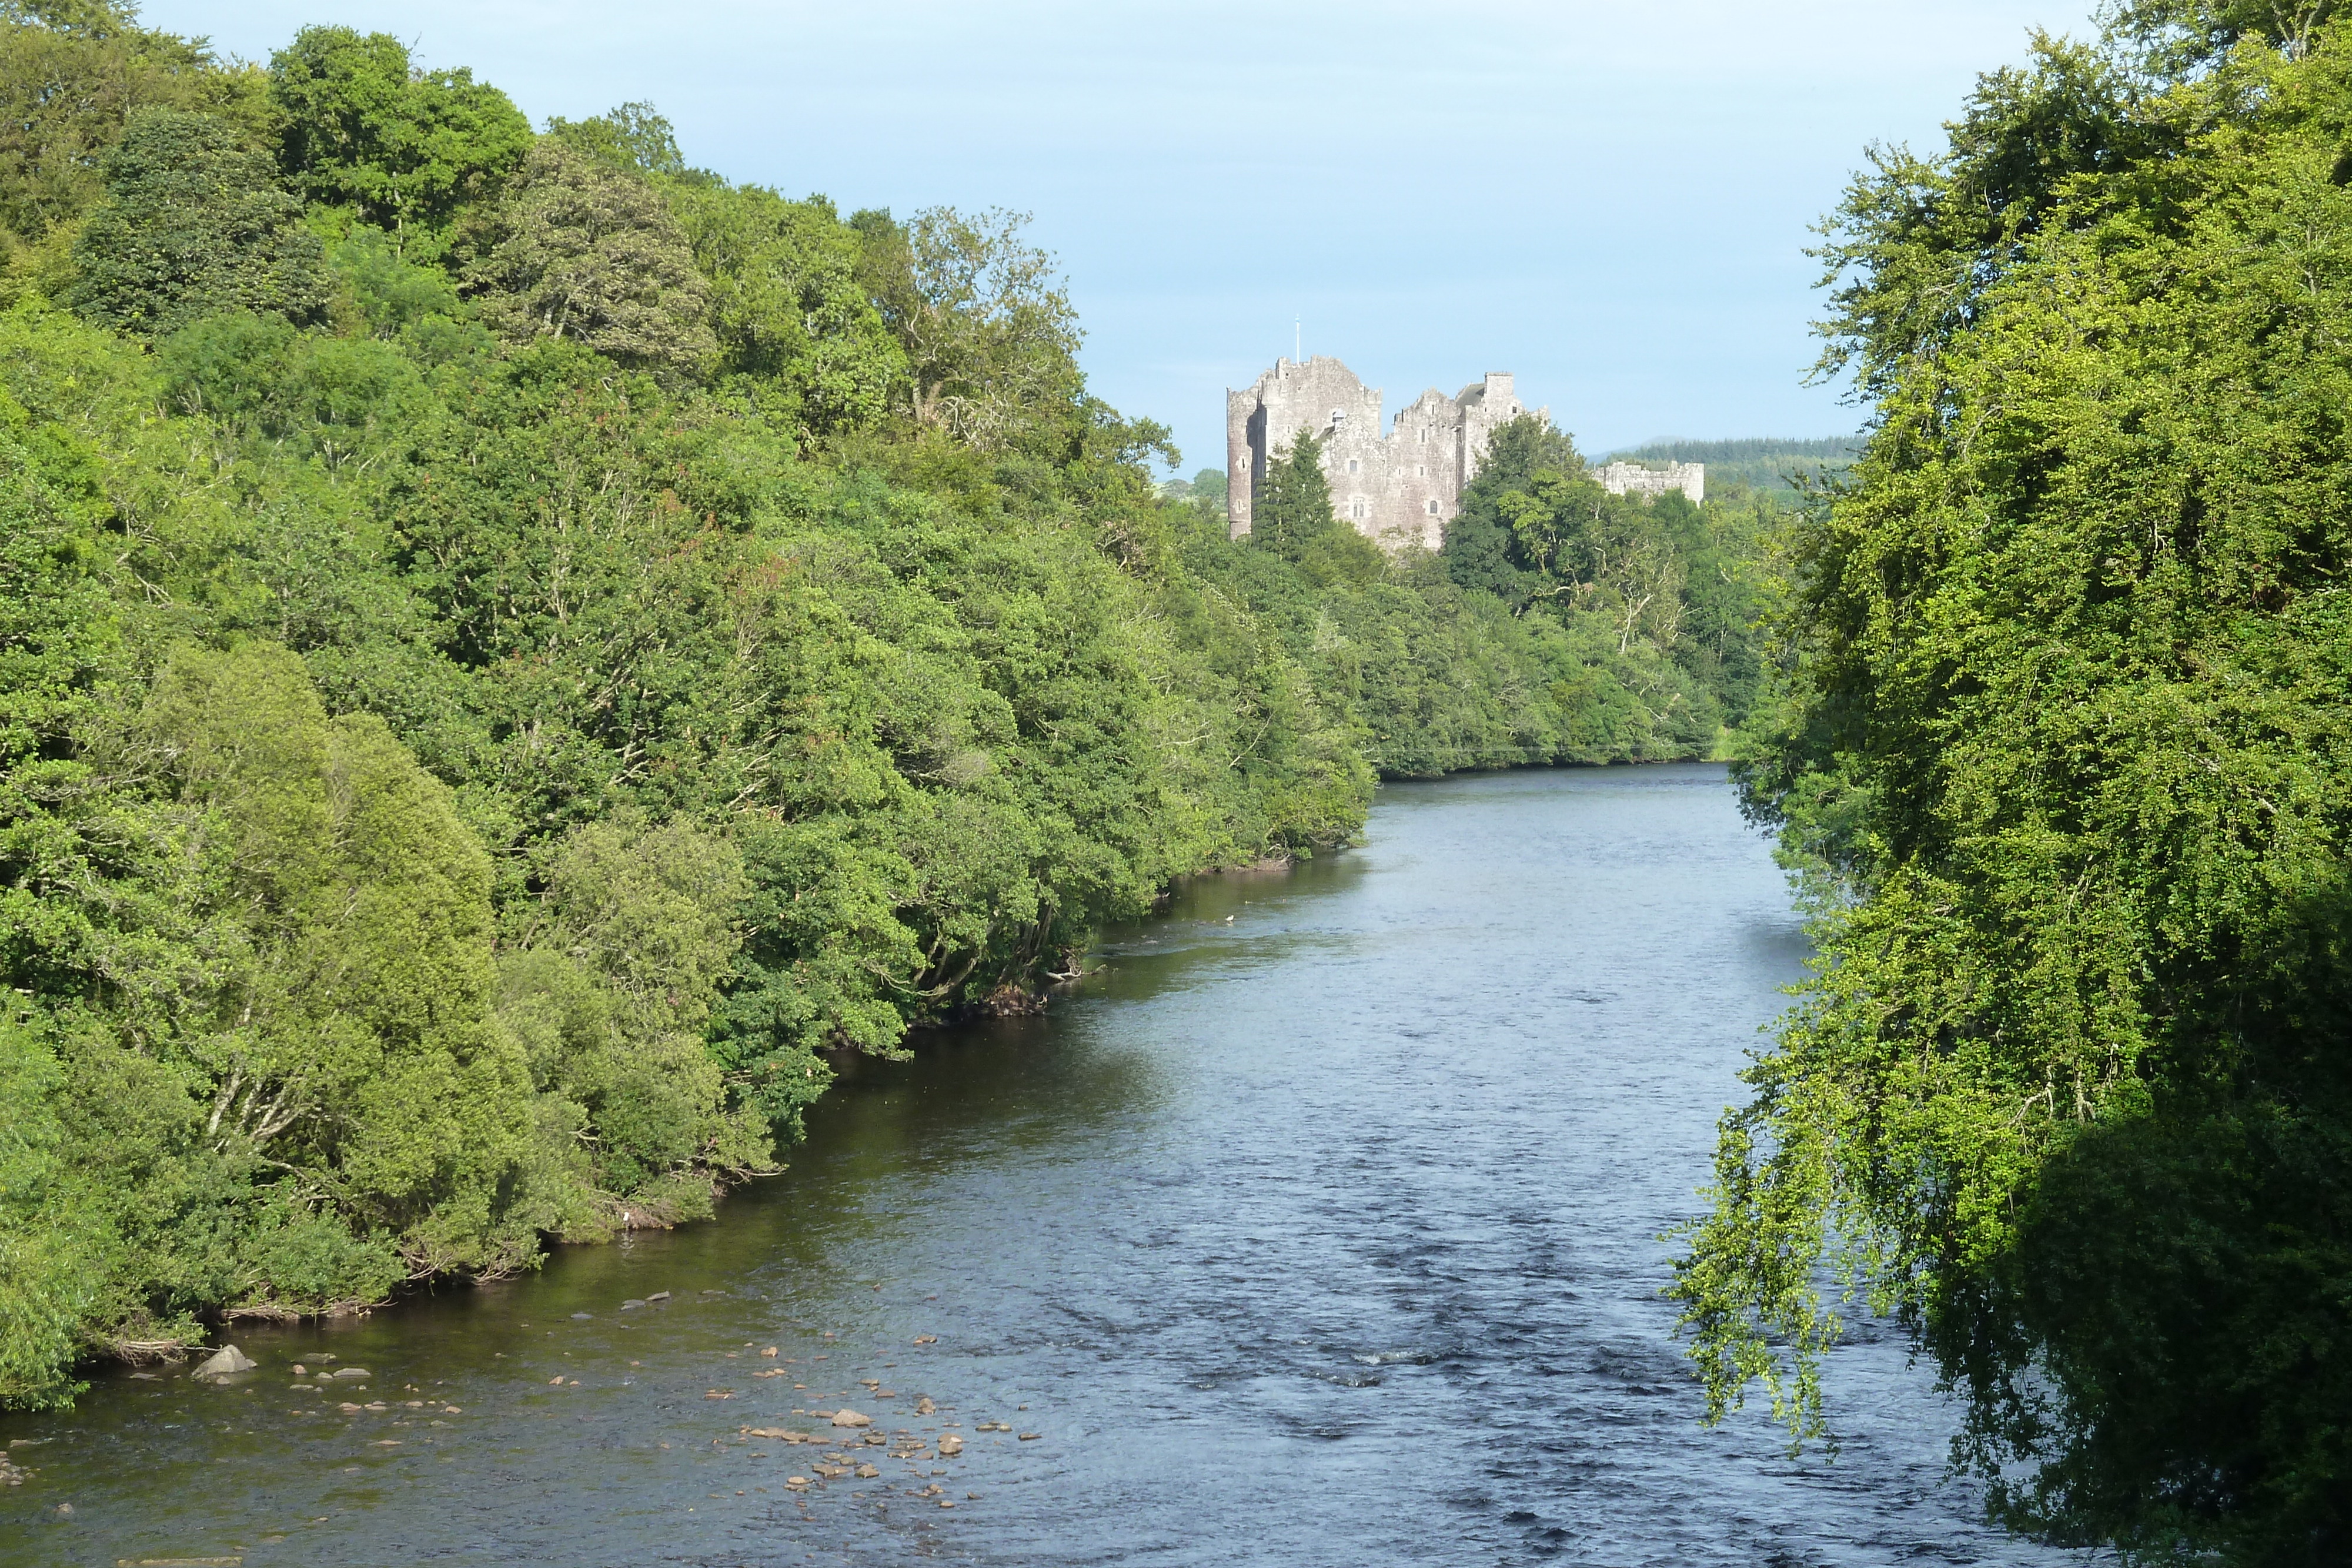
(1, 765, 2094, 1566)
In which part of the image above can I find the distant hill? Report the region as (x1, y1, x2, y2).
(1602, 436, 1859, 494)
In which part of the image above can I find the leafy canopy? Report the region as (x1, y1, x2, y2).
(457, 139, 714, 382)
(65, 108, 329, 336)
(268, 26, 530, 248)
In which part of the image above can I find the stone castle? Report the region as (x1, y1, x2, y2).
(1226, 357, 1539, 549)
(1225, 356, 1702, 548)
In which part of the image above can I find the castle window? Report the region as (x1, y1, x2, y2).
(1415, 464, 1426, 478)
(1425, 500, 1438, 515)
(1346, 459, 1359, 474)
(1331, 409, 1345, 426)
(1417, 427, 1427, 443)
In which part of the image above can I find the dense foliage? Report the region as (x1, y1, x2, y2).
(1436, 419, 1776, 747)
(1673, 8, 2352, 1563)
(0, 5, 1767, 1409)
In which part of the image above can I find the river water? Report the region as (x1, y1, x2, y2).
(1, 765, 2096, 1567)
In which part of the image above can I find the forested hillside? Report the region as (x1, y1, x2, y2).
(1674, 6, 2352, 1563)
(0, 4, 1766, 1409)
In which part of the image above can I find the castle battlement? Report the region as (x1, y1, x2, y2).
(1225, 356, 1546, 550)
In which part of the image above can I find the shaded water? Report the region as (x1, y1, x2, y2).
(1, 766, 2093, 1566)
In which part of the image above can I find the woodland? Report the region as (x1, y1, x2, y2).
(0, 4, 1769, 1410)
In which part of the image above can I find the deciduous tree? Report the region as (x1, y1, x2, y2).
(64, 108, 328, 336)
(458, 139, 713, 384)
(268, 26, 529, 252)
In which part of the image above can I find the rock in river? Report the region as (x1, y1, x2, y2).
(191, 1346, 256, 1380)
(937, 1434, 964, 1456)
(830, 1409, 872, 1428)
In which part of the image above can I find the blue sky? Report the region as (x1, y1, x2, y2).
(146, 0, 2097, 473)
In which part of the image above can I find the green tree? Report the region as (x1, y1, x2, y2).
(664, 174, 906, 436)
(496, 813, 773, 1214)
(2112, 0, 2347, 68)
(1182, 467, 1227, 509)
(854, 205, 1082, 450)
(0, 1, 266, 290)
(1248, 429, 1380, 584)
(325, 222, 487, 363)
(1440, 417, 1736, 729)
(1807, 32, 2172, 409)
(1250, 429, 1331, 551)
(459, 139, 714, 383)
(543, 101, 684, 177)
(267, 26, 530, 251)
(136, 643, 560, 1281)
(158, 309, 435, 470)
(1668, 482, 1769, 728)
(540, 102, 905, 436)
(64, 108, 329, 336)
(1442, 416, 1581, 603)
(0, 1022, 89, 1409)
(0, 365, 122, 1035)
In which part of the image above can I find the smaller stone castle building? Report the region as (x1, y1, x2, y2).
(1592, 460, 1705, 506)
(1226, 357, 1546, 550)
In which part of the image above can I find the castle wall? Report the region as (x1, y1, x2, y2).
(1224, 357, 1548, 551)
